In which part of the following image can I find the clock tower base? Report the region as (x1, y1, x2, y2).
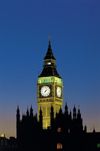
(37, 101, 63, 129)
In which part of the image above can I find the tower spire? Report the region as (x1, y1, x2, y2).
(48, 33, 51, 41)
(44, 35, 55, 60)
(38, 35, 61, 78)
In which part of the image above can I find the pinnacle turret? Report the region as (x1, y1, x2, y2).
(26, 107, 29, 116)
(30, 105, 33, 117)
(65, 102, 68, 114)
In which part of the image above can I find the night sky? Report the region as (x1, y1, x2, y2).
(0, 0, 100, 138)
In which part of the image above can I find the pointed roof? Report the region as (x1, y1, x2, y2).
(30, 105, 33, 116)
(59, 106, 62, 114)
(39, 106, 42, 116)
(65, 102, 68, 111)
(38, 66, 61, 78)
(38, 36, 61, 78)
(51, 105, 54, 112)
(73, 105, 76, 112)
(44, 41, 56, 60)
(17, 104, 20, 113)
(26, 106, 29, 116)
(30, 104, 33, 112)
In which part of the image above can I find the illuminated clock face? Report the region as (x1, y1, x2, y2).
(41, 86, 50, 97)
(57, 86, 61, 97)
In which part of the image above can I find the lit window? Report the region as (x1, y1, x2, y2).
(1, 134, 5, 137)
(47, 62, 51, 65)
(97, 144, 100, 148)
(68, 129, 70, 133)
(57, 143, 63, 149)
(57, 127, 61, 133)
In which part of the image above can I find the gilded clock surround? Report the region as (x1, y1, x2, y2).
(37, 38, 63, 129)
(39, 85, 52, 98)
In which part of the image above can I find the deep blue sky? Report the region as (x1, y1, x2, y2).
(0, 0, 100, 138)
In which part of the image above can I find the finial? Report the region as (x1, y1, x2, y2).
(93, 126, 95, 132)
(48, 33, 51, 41)
(17, 103, 19, 110)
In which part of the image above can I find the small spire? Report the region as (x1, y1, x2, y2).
(65, 102, 68, 114)
(40, 106, 42, 113)
(51, 104, 54, 112)
(17, 103, 20, 114)
(48, 33, 51, 41)
(70, 110, 72, 119)
(93, 127, 95, 133)
(17, 103, 19, 109)
(30, 104, 33, 116)
(73, 104, 76, 111)
(26, 106, 29, 116)
(39, 106, 42, 116)
(84, 125, 87, 132)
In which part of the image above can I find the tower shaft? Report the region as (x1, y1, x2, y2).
(37, 38, 63, 129)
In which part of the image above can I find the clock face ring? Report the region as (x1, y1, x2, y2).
(57, 86, 61, 97)
(41, 86, 50, 97)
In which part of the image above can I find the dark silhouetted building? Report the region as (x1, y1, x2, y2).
(16, 103, 100, 151)
(16, 38, 100, 151)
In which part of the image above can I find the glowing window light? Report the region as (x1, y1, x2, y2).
(38, 80, 41, 83)
(97, 144, 100, 148)
(47, 62, 51, 65)
(57, 127, 61, 133)
(57, 143, 63, 149)
(68, 129, 70, 133)
(1, 134, 5, 137)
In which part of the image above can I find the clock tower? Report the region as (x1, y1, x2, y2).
(37, 36, 63, 129)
